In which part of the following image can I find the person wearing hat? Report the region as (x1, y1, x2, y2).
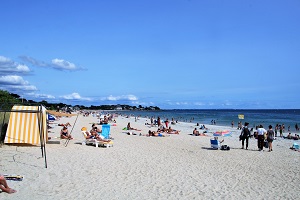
(240, 122, 251, 149)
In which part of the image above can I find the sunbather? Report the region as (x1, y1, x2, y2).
(127, 122, 141, 131)
(90, 130, 111, 142)
(192, 128, 207, 136)
(147, 130, 167, 137)
(193, 128, 200, 135)
(0, 175, 17, 194)
(157, 125, 167, 132)
(84, 130, 98, 139)
(100, 116, 109, 124)
(91, 123, 102, 133)
(60, 126, 73, 139)
(166, 126, 180, 134)
(214, 137, 224, 143)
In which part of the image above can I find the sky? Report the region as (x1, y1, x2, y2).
(0, 0, 299, 109)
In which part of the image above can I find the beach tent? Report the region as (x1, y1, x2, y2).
(5, 105, 48, 145)
(4, 105, 48, 168)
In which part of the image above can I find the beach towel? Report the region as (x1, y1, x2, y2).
(3, 175, 24, 181)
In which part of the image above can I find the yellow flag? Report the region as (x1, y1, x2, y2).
(238, 114, 244, 119)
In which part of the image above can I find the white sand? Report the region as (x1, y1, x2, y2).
(1, 112, 299, 200)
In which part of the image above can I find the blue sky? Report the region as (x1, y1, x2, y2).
(0, 0, 299, 109)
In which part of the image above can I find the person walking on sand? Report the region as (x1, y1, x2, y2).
(257, 125, 267, 151)
(240, 122, 251, 150)
(0, 175, 17, 194)
(267, 125, 274, 152)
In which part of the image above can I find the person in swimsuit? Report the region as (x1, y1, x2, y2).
(60, 126, 73, 139)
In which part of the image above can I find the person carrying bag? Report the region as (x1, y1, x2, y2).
(240, 122, 251, 150)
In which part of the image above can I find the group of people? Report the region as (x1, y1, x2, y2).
(157, 125, 180, 134)
(127, 120, 181, 136)
(240, 122, 274, 152)
(146, 126, 180, 136)
(60, 122, 112, 142)
(285, 133, 300, 140)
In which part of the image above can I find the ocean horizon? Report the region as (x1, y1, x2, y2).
(107, 109, 300, 132)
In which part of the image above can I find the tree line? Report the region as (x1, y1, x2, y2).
(0, 90, 160, 111)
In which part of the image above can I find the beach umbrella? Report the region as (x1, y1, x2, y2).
(213, 130, 232, 137)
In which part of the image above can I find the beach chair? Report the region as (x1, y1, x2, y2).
(81, 127, 99, 147)
(292, 143, 299, 150)
(101, 124, 111, 139)
(210, 139, 220, 149)
(81, 127, 113, 148)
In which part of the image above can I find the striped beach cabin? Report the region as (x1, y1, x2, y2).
(5, 105, 47, 145)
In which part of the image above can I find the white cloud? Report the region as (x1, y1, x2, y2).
(20, 55, 84, 71)
(0, 75, 38, 91)
(103, 94, 138, 101)
(31, 93, 56, 99)
(0, 55, 11, 62)
(194, 102, 206, 106)
(51, 59, 77, 70)
(61, 92, 92, 101)
(177, 102, 188, 105)
(0, 55, 31, 74)
(0, 75, 30, 85)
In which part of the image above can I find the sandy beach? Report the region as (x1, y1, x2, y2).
(1, 112, 299, 200)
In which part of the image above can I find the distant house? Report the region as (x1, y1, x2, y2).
(149, 106, 155, 110)
(116, 106, 122, 110)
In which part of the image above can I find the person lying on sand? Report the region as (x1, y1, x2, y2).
(284, 133, 299, 140)
(192, 128, 207, 136)
(0, 175, 17, 194)
(127, 122, 141, 131)
(166, 126, 180, 134)
(147, 130, 168, 137)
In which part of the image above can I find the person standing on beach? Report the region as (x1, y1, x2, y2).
(257, 125, 267, 151)
(267, 125, 274, 152)
(279, 125, 283, 137)
(231, 121, 234, 128)
(165, 118, 169, 128)
(157, 117, 161, 126)
(240, 122, 251, 149)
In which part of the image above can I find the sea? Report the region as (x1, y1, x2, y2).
(109, 109, 300, 131)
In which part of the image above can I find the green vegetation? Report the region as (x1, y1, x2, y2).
(0, 90, 160, 111)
